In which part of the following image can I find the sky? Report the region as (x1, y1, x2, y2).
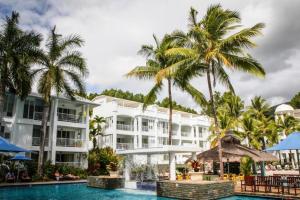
(0, 0, 299, 110)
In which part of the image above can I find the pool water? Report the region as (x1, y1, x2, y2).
(0, 183, 279, 200)
(0, 184, 171, 200)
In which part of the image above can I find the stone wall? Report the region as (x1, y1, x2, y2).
(157, 180, 234, 200)
(87, 176, 125, 189)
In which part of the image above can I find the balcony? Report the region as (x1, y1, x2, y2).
(117, 124, 133, 131)
(32, 137, 49, 146)
(142, 126, 149, 132)
(172, 131, 178, 136)
(116, 143, 134, 150)
(56, 138, 85, 147)
(57, 113, 83, 123)
(181, 131, 191, 137)
(142, 143, 149, 148)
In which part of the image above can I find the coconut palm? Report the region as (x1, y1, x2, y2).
(126, 34, 206, 180)
(34, 27, 88, 176)
(0, 11, 41, 125)
(277, 114, 300, 136)
(164, 5, 265, 178)
(127, 34, 205, 145)
(90, 116, 106, 149)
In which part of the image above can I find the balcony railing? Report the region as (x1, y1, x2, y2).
(116, 124, 133, 131)
(56, 161, 82, 168)
(57, 113, 84, 123)
(142, 143, 149, 148)
(181, 131, 191, 137)
(142, 126, 149, 132)
(116, 143, 134, 150)
(56, 138, 85, 147)
(32, 137, 49, 146)
(172, 131, 178, 136)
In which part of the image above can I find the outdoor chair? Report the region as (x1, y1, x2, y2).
(241, 176, 256, 192)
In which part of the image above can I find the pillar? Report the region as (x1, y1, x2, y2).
(169, 152, 176, 181)
(147, 154, 152, 179)
(192, 152, 197, 161)
(112, 114, 117, 149)
(138, 117, 142, 148)
(124, 155, 132, 181)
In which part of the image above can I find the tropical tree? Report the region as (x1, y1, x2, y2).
(34, 27, 88, 176)
(126, 34, 205, 180)
(89, 116, 106, 149)
(0, 11, 41, 125)
(277, 115, 300, 136)
(165, 5, 266, 178)
(290, 92, 300, 109)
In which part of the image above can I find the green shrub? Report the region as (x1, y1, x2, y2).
(240, 156, 254, 176)
(88, 147, 121, 175)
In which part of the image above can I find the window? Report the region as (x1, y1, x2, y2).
(57, 107, 76, 115)
(4, 94, 15, 117)
(23, 99, 44, 120)
(199, 141, 204, 148)
(0, 126, 10, 139)
(57, 129, 75, 139)
(32, 125, 49, 146)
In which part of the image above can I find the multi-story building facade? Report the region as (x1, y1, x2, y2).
(93, 95, 211, 164)
(1, 93, 98, 168)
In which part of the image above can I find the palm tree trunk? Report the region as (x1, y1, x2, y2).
(167, 78, 173, 145)
(37, 103, 50, 176)
(206, 69, 224, 179)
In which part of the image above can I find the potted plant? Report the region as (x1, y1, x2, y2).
(191, 160, 200, 172)
(107, 162, 119, 177)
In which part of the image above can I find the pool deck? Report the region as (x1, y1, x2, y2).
(0, 179, 87, 187)
(234, 184, 300, 199)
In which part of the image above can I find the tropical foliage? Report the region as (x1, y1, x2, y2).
(33, 27, 88, 176)
(240, 156, 254, 176)
(0, 11, 41, 125)
(89, 115, 106, 149)
(290, 92, 300, 109)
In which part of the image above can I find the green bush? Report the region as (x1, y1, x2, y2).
(240, 156, 254, 176)
(88, 147, 121, 175)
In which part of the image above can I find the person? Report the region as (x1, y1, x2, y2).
(64, 173, 80, 180)
(54, 170, 63, 181)
(5, 172, 15, 183)
(20, 171, 31, 182)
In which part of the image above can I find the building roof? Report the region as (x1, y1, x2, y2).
(186, 134, 278, 162)
(29, 92, 99, 106)
(94, 95, 206, 118)
(275, 104, 294, 113)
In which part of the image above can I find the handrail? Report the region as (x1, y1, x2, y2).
(56, 138, 85, 147)
(116, 124, 133, 131)
(116, 143, 134, 150)
(57, 113, 84, 123)
(32, 137, 49, 146)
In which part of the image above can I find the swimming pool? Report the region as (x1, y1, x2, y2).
(0, 183, 279, 200)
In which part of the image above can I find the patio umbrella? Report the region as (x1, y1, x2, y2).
(0, 137, 31, 153)
(9, 154, 32, 181)
(266, 132, 300, 174)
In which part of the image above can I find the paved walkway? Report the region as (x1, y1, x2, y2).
(0, 179, 87, 187)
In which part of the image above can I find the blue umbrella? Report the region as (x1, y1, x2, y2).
(266, 132, 300, 174)
(0, 136, 31, 152)
(10, 155, 32, 161)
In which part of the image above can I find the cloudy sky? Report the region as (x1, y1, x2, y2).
(0, 0, 299, 109)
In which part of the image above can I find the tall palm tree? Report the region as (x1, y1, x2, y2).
(34, 27, 88, 176)
(277, 114, 300, 136)
(165, 5, 265, 178)
(126, 34, 205, 180)
(90, 116, 106, 149)
(0, 11, 41, 125)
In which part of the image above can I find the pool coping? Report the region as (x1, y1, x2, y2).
(0, 179, 87, 188)
(234, 191, 300, 199)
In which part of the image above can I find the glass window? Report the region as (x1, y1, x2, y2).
(4, 94, 15, 117)
(23, 98, 44, 120)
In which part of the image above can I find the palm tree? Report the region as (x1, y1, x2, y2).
(165, 5, 265, 178)
(34, 27, 88, 176)
(90, 116, 106, 149)
(0, 11, 41, 125)
(126, 34, 206, 180)
(277, 114, 300, 136)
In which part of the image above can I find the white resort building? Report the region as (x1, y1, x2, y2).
(1, 93, 98, 168)
(92, 95, 211, 166)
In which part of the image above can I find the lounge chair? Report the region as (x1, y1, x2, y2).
(5, 172, 15, 183)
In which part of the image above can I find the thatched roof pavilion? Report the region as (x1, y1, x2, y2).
(186, 134, 278, 163)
